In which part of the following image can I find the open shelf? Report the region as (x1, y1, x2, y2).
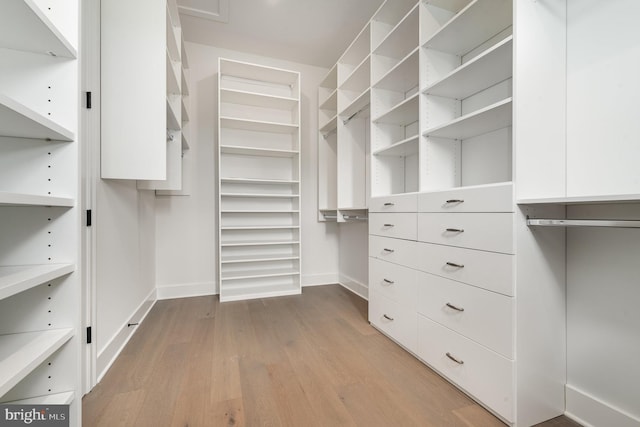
(181, 132, 190, 150)
(0, 192, 74, 207)
(373, 135, 419, 157)
(423, 98, 512, 140)
(0, 94, 74, 142)
(220, 240, 300, 248)
(220, 178, 299, 185)
(221, 226, 300, 231)
(319, 64, 338, 89)
(423, 0, 513, 56)
(373, 47, 419, 92)
(220, 116, 298, 134)
(319, 116, 338, 134)
(221, 210, 300, 213)
(319, 89, 338, 111)
(181, 98, 189, 123)
(373, 92, 419, 126)
(0, 328, 74, 397)
(340, 56, 371, 93)
(424, 36, 513, 99)
(166, 53, 180, 95)
(221, 255, 300, 264)
(0, 264, 74, 301)
(221, 268, 299, 281)
(220, 88, 298, 111)
(166, 97, 180, 130)
(5, 391, 75, 405)
(371, 0, 418, 50)
(165, 10, 180, 62)
(220, 193, 299, 198)
(339, 89, 371, 119)
(0, 0, 77, 58)
(373, 4, 419, 59)
(181, 67, 189, 96)
(220, 145, 298, 158)
(220, 59, 299, 87)
(220, 282, 301, 302)
(518, 194, 640, 205)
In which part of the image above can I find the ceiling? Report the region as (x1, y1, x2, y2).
(177, 0, 384, 68)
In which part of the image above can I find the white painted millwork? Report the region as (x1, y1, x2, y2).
(368, 291, 417, 353)
(369, 193, 418, 212)
(0, 0, 81, 421)
(369, 258, 417, 310)
(417, 182, 513, 213)
(369, 213, 417, 240)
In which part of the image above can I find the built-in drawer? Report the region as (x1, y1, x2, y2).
(370, 213, 417, 241)
(417, 315, 514, 423)
(370, 193, 418, 212)
(417, 271, 514, 358)
(417, 213, 514, 254)
(418, 183, 513, 213)
(414, 241, 514, 296)
(369, 291, 417, 353)
(369, 235, 419, 267)
(369, 258, 418, 310)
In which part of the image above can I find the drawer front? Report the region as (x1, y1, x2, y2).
(370, 193, 418, 212)
(370, 213, 417, 240)
(369, 258, 418, 310)
(417, 271, 514, 358)
(415, 241, 514, 296)
(369, 291, 417, 353)
(417, 213, 514, 254)
(417, 315, 514, 422)
(369, 235, 419, 267)
(418, 183, 513, 213)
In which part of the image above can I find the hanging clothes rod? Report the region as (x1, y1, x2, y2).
(322, 214, 337, 219)
(342, 105, 369, 125)
(343, 215, 368, 221)
(527, 219, 640, 228)
(322, 128, 337, 139)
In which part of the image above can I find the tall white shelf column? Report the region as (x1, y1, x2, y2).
(0, 0, 82, 423)
(217, 59, 301, 302)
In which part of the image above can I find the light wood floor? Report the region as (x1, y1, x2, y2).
(83, 285, 581, 427)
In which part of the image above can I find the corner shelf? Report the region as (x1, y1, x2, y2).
(0, 264, 74, 301)
(0, 192, 74, 207)
(166, 52, 180, 95)
(221, 226, 300, 231)
(220, 116, 298, 134)
(0, 328, 74, 397)
(0, 94, 74, 142)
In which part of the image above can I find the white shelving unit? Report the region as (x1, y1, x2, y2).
(218, 58, 301, 302)
(318, 66, 338, 221)
(0, 0, 81, 423)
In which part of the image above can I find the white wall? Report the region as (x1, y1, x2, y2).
(154, 42, 341, 298)
(338, 222, 369, 299)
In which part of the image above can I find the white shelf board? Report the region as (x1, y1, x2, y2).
(338, 206, 368, 211)
(166, 98, 180, 130)
(319, 89, 338, 111)
(319, 116, 338, 134)
(220, 178, 299, 185)
(221, 210, 300, 213)
(181, 39, 190, 69)
(339, 89, 371, 119)
(518, 194, 640, 205)
(373, 93, 419, 126)
(373, 4, 419, 59)
(424, 36, 513, 99)
(423, 0, 513, 56)
(5, 391, 75, 405)
(372, 47, 419, 93)
(220, 240, 300, 247)
(373, 135, 419, 157)
(0, 264, 74, 301)
(319, 64, 337, 89)
(339, 55, 371, 92)
(220, 193, 299, 198)
(220, 117, 298, 134)
(181, 68, 189, 96)
(181, 132, 190, 150)
(166, 53, 180, 95)
(220, 145, 298, 158)
(527, 219, 640, 228)
(0, 0, 77, 58)
(220, 283, 301, 302)
(220, 58, 299, 87)
(423, 98, 512, 140)
(166, 12, 180, 62)
(221, 255, 299, 264)
(181, 98, 189, 123)
(0, 94, 74, 142)
(221, 268, 300, 281)
(0, 328, 74, 397)
(220, 89, 298, 111)
(338, 22, 371, 67)
(0, 192, 74, 207)
(221, 226, 300, 231)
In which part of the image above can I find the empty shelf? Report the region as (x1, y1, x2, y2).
(220, 59, 299, 87)
(373, 4, 419, 59)
(373, 47, 419, 93)
(220, 178, 299, 185)
(220, 282, 301, 302)
(373, 93, 419, 126)
(373, 135, 419, 157)
(340, 89, 371, 120)
(221, 226, 300, 230)
(5, 391, 75, 405)
(166, 98, 180, 130)
(518, 194, 640, 205)
(221, 268, 299, 281)
(220, 89, 298, 110)
(220, 145, 299, 158)
(221, 210, 300, 214)
(527, 219, 640, 228)
(319, 89, 338, 111)
(319, 116, 338, 134)
(220, 240, 300, 247)
(221, 255, 300, 264)
(340, 56, 371, 93)
(166, 53, 180, 95)
(0, 264, 74, 301)
(0, 328, 74, 397)
(181, 98, 190, 123)
(0, 191, 74, 207)
(0, 94, 74, 141)
(220, 117, 298, 134)
(0, 0, 77, 58)
(423, 98, 512, 140)
(220, 193, 299, 198)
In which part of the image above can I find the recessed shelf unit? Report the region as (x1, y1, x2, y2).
(218, 58, 301, 301)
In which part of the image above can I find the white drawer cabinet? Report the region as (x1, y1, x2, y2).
(415, 241, 514, 296)
(369, 213, 417, 241)
(418, 183, 513, 213)
(417, 315, 514, 423)
(370, 193, 418, 212)
(369, 291, 417, 353)
(416, 271, 514, 358)
(417, 213, 514, 254)
(369, 258, 418, 310)
(369, 235, 419, 267)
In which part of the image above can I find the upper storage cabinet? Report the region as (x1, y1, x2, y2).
(516, 0, 640, 203)
(420, 0, 513, 192)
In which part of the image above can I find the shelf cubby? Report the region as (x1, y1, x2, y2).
(337, 23, 370, 87)
(0, 94, 74, 142)
(373, 48, 420, 93)
(220, 145, 298, 158)
(371, 0, 419, 50)
(373, 93, 419, 126)
(373, 135, 419, 157)
(219, 117, 298, 134)
(220, 88, 298, 111)
(0, 264, 74, 301)
(371, 4, 419, 82)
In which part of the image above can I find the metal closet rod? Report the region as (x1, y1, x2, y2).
(342, 105, 369, 125)
(322, 128, 337, 140)
(527, 219, 640, 228)
(343, 214, 368, 221)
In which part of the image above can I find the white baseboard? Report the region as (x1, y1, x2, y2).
(338, 273, 368, 300)
(97, 288, 157, 382)
(565, 384, 640, 427)
(302, 273, 339, 287)
(156, 281, 217, 300)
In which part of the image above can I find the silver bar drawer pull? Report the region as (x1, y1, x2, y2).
(446, 262, 465, 268)
(446, 302, 465, 312)
(445, 228, 464, 233)
(445, 199, 464, 204)
(383, 314, 394, 321)
(383, 223, 395, 227)
(383, 202, 395, 206)
(383, 248, 395, 253)
(446, 352, 464, 365)
(383, 278, 395, 284)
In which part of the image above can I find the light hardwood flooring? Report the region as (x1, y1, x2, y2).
(83, 285, 581, 427)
